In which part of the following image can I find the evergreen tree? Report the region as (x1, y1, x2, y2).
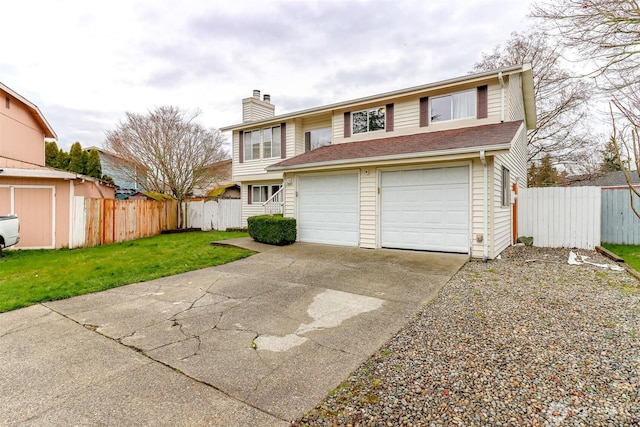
(56, 149, 70, 170)
(81, 150, 90, 175)
(85, 149, 102, 178)
(68, 142, 85, 173)
(600, 136, 623, 173)
(101, 174, 115, 185)
(528, 155, 561, 187)
(45, 141, 59, 168)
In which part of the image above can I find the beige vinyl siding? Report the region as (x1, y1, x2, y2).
(286, 119, 297, 159)
(508, 74, 525, 121)
(233, 126, 288, 180)
(294, 118, 304, 156)
(330, 83, 505, 146)
(486, 83, 502, 120)
(302, 115, 331, 132)
(470, 157, 493, 258)
(359, 168, 376, 248)
(492, 126, 528, 255)
(332, 111, 344, 144)
(283, 173, 296, 219)
(393, 98, 416, 130)
(492, 159, 512, 255)
(240, 181, 284, 226)
(242, 98, 275, 122)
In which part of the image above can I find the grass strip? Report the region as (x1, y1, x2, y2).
(0, 231, 253, 312)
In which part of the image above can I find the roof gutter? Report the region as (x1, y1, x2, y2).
(498, 72, 505, 123)
(266, 143, 511, 172)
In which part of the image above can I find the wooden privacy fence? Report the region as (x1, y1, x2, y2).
(518, 186, 601, 250)
(183, 199, 242, 231)
(71, 197, 178, 248)
(601, 188, 640, 244)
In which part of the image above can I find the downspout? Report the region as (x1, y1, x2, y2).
(498, 71, 505, 123)
(480, 150, 489, 262)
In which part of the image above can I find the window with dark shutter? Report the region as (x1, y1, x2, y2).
(477, 85, 488, 119)
(386, 103, 394, 132)
(238, 131, 244, 163)
(419, 97, 429, 127)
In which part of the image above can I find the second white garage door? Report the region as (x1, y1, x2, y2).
(381, 166, 469, 253)
(298, 173, 359, 246)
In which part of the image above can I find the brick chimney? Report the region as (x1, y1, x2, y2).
(242, 89, 275, 122)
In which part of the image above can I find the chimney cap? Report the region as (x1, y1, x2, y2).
(263, 94, 271, 103)
(252, 89, 260, 99)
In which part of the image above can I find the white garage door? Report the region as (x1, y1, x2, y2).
(381, 166, 469, 253)
(298, 173, 359, 246)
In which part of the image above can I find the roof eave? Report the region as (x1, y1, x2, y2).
(0, 167, 103, 181)
(221, 64, 529, 131)
(267, 143, 512, 172)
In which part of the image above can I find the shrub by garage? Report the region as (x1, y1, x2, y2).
(247, 214, 296, 246)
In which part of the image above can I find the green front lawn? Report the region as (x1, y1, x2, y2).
(602, 244, 640, 272)
(0, 231, 252, 313)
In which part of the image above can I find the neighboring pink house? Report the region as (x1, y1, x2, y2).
(0, 82, 114, 249)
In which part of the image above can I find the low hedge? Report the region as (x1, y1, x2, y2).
(247, 214, 297, 246)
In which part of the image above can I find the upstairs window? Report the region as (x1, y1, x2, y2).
(243, 130, 260, 161)
(304, 127, 332, 151)
(263, 125, 281, 158)
(430, 89, 476, 123)
(243, 125, 283, 161)
(352, 107, 385, 134)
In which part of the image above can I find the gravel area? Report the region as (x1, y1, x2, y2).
(291, 246, 640, 426)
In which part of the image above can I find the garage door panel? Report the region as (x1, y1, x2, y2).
(381, 167, 469, 253)
(299, 174, 359, 246)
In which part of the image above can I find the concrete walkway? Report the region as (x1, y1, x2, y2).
(0, 239, 467, 426)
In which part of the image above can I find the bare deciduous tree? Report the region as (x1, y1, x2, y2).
(473, 31, 597, 177)
(104, 106, 228, 225)
(609, 100, 640, 217)
(533, 0, 640, 216)
(532, 0, 640, 84)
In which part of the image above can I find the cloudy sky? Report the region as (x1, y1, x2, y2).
(2, 0, 533, 150)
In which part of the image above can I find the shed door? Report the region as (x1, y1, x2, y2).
(298, 173, 359, 246)
(381, 166, 469, 253)
(14, 187, 54, 248)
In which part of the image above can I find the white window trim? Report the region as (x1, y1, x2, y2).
(352, 107, 386, 134)
(430, 89, 476, 123)
(243, 130, 261, 162)
(244, 126, 281, 161)
(501, 166, 511, 207)
(250, 184, 283, 204)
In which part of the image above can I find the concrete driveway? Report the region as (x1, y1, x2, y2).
(0, 239, 467, 426)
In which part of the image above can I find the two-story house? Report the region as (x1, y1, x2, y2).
(0, 82, 114, 249)
(221, 64, 535, 259)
